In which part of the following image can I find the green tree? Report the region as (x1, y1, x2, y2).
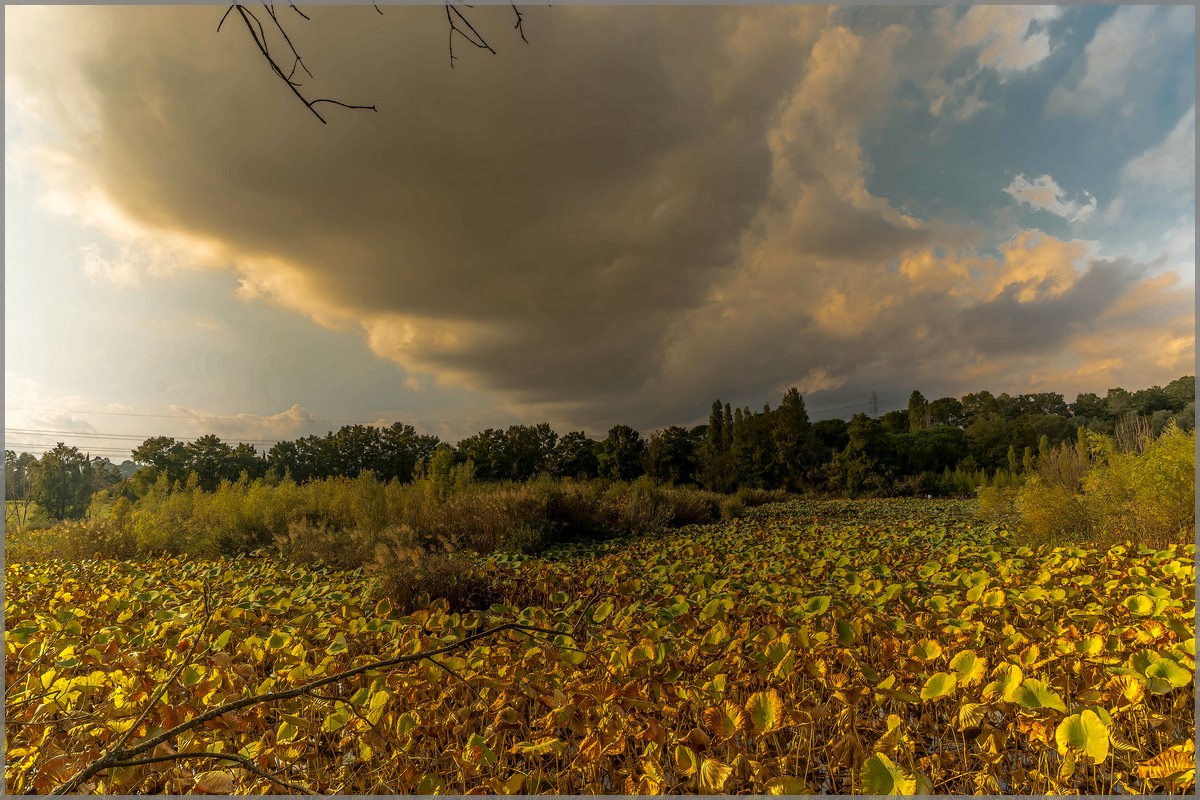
(378, 422, 440, 483)
(698, 400, 735, 492)
(131, 436, 189, 486)
(599, 425, 646, 481)
(554, 431, 599, 480)
(880, 409, 909, 435)
(5, 450, 38, 528)
(327, 424, 385, 478)
(928, 396, 965, 427)
(1104, 387, 1134, 420)
(907, 390, 929, 432)
(1070, 392, 1106, 420)
(964, 413, 1014, 471)
(1164, 375, 1195, 412)
(646, 425, 697, 485)
(827, 414, 892, 495)
(960, 390, 999, 426)
(772, 388, 816, 491)
(504, 423, 558, 481)
(31, 443, 92, 520)
(731, 408, 778, 489)
(182, 434, 242, 490)
(455, 428, 509, 482)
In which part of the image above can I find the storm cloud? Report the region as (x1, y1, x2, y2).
(6, 6, 1193, 433)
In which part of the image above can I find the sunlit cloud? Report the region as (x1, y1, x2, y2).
(1003, 174, 1097, 223)
(4, 5, 1193, 436)
(1048, 5, 1194, 117)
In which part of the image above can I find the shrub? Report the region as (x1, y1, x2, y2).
(663, 486, 722, 526)
(735, 487, 788, 507)
(1015, 421, 1194, 549)
(275, 520, 382, 570)
(371, 544, 498, 613)
(719, 495, 745, 520)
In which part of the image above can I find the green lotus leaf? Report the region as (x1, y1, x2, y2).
(1055, 710, 1109, 763)
(1124, 594, 1156, 616)
(861, 753, 916, 795)
(804, 595, 832, 616)
(1013, 678, 1067, 713)
(1145, 657, 1191, 690)
(920, 672, 957, 702)
(910, 640, 943, 662)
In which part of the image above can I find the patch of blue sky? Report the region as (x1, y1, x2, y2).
(852, 5, 1192, 259)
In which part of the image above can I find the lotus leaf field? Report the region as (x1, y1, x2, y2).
(5, 499, 1195, 794)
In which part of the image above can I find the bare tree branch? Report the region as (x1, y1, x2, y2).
(222, 2, 534, 119)
(264, 3, 314, 82)
(220, 3, 376, 124)
(424, 655, 483, 700)
(445, 1, 496, 69)
(51, 620, 571, 795)
(512, 4, 529, 44)
(110, 584, 213, 754)
(113, 750, 310, 794)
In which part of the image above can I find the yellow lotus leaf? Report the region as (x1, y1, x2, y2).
(909, 640, 943, 662)
(981, 588, 1007, 608)
(1013, 679, 1068, 713)
(982, 663, 1023, 702)
(674, 745, 698, 777)
(920, 672, 957, 702)
(948, 650, 986, 686)
(1108, 727, 1141, 753)
(1105, 674, 1146, 704)
(1145, 657, 1191, 691)
(829, 732, 866, 769)
(744, 689, 781, 734)
(415, 773, 443, 794)
(956, 702, 987, 731)
(511, 737, 567, 757)
(193, 771, 235, 795)
(766, 776, 810, 795)
(861, 753, 916, 795)
(1137, 746, 1196, 780)
(1055, 710, 1109, 763)
(685, 726, 712, 752)
(699, 757, 734, 794)
(703, 701, 742, 739)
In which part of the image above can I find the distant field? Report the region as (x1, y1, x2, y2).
(5, 499, 1194, 794)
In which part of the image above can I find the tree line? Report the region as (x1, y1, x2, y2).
(7, 375, 1193, 521)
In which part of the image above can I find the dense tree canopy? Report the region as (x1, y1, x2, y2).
(9, 376, 1193, 509)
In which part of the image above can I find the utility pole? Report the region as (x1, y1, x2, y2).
(870, 392, 879, 418)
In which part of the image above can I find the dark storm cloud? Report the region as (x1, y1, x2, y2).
(960, 259, 1131, 357)
(7, 6, 1193, 432)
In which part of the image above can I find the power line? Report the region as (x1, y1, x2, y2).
(3, 442, 135, 456)
(4, 428, 284, 445)
(809, 399, 874, 416)
(4, 405, 518, 427)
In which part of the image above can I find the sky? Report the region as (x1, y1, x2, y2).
(4, 4, 1195, 459)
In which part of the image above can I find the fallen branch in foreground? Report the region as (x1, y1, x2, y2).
(51, 619, 572, 794)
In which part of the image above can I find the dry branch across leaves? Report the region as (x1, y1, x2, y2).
(49, 611, 578, 794)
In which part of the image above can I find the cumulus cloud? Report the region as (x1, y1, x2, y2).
(1122, 105, 1196, 195)
(165, 403, 329, 444)
(923, 6, 1063, 121)
(1003, 174, 1097, 222)
(946, 5, 1062, 73)
(5, 6, 1192, 432)
(1049, 5, 1194, 117)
